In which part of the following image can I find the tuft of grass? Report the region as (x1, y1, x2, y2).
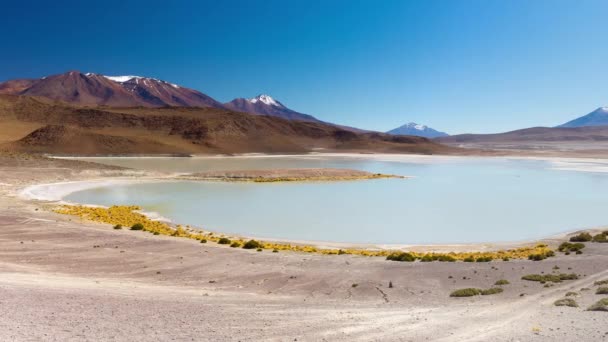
(592, 233, 607, 243)
(481, 288, 503, 295)
(554, 298, 578, 307)
(256, 248, 262, 252)
(272, 249, 279, 253)
(521, 273, 578, 283)
(230, 242, 241, 248)
(113, 224, 122, 230)
(596, 287, 608, 295)
(587, 298, 608, 312)
(242, 240, 262, 250)
(217, 237, 231, 245)
(386, 252, 416, 262)
(450, 288, 481, 297)
(463, 257, 475, 262)
(200, 239, 207, 243)
(494, 279, 510, 286)
(565, 291, 578, 297)
(569, 232, 592, 242)
(558, 242, 585, 253)
(594, 279, 608, 286)
(475, 257, 493, 262)
(130, 223, 144, 230)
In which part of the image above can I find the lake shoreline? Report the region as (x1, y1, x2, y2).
(2, 152, 608, 341)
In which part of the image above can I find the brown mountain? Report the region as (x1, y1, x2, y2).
(224, 94, 321, 122)
(436, 126, 608, 144)
(0, 71, 224, 108)
(0, 94, 455, 155)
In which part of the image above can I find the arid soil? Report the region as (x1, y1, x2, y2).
(1, 153, 607, 341)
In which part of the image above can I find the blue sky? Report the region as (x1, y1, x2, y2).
(2, 0, 608, 134)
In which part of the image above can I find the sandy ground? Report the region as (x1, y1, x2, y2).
(1, 154, 608, 341)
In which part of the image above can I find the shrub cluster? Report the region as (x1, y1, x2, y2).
(480, 288, 503, 295)
(386, 252, 416, 262)
(558, 242, 585, 254)
(554, 298, 578, 307)
(594, 279, 608, 286)
(475, 257, 493, 262)
(217, 237, 231, 245)
(521, 273, 578, 283)
(528, 250, 555, 261)
(494, 279, 510, 286)
(569, 232, 592, 242)
(242, 240, 262, 249)
(450, 287, 503, 297)
(596, 287, 608, 295)
(592, 232, 608, 243)
(587, 298, 608, 312)
(130, 223, 144, 230)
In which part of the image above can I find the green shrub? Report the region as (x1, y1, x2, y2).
(554, 298, 578, 307)
(594, 279, 608, 286)
(463, 257, 475, 262)
(494, 279, 510, 286)
(569, 232, 592, 242)
(528, 254, 547, 261)
(502, 257, 510, 261)
(420, 255, 435, 262)
(130, 223, 144, 230)
(153, 232, 159, 235)
(242, 240, 262, 249)
(272, 249, 279, 253)
(200, 239, 207, 243)
(438, 255, 456, 262)
(596, 287, 608, 295)
(481, 288, 503, 295)
(218, 237, 231, 245)
(113, 224, 122, 230)
(476, 257, 493, 262)
(230, 242, 241, 248)
(558, 242, 585, 253)
(450, 288, 481, 297)
(592, 233, 608, 243)
(521, 273, 578, 283)
(587, 298, 608, 311)
(386, 252, 416, 262)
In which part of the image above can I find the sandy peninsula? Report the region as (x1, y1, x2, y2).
(1, 152, 608, 341)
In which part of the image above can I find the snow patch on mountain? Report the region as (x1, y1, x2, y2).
(249, 94, 283, 107)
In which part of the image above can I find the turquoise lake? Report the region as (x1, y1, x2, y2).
(65, 155, 608, 244)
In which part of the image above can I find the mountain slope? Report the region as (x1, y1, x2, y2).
(224, 94, 320, 122)
(0, 94, 455, 155)
(0, 71, 224, 108)
(558, 107, 608, 128)
(386, 122, 449, 138)
(436, 126, 608, 143)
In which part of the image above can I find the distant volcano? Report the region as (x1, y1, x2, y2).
(386, 122, 449, 138)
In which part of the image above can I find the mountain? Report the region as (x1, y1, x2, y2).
(224, 94, 320, 122)
(436, 126, 608, 147)
(0, 71, 224, 108)
(386, 122, 449, 138)
(558, 107, 608, 128)
(0, 94, 456, 155)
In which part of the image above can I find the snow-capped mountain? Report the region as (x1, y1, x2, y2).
(0, 71, 223, 108)
(386, 122, 449, 138)
(224, 94, 320, 122)
(558, 107, 608, 128)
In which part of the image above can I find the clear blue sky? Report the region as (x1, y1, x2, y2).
(2, 0, 608, 134)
